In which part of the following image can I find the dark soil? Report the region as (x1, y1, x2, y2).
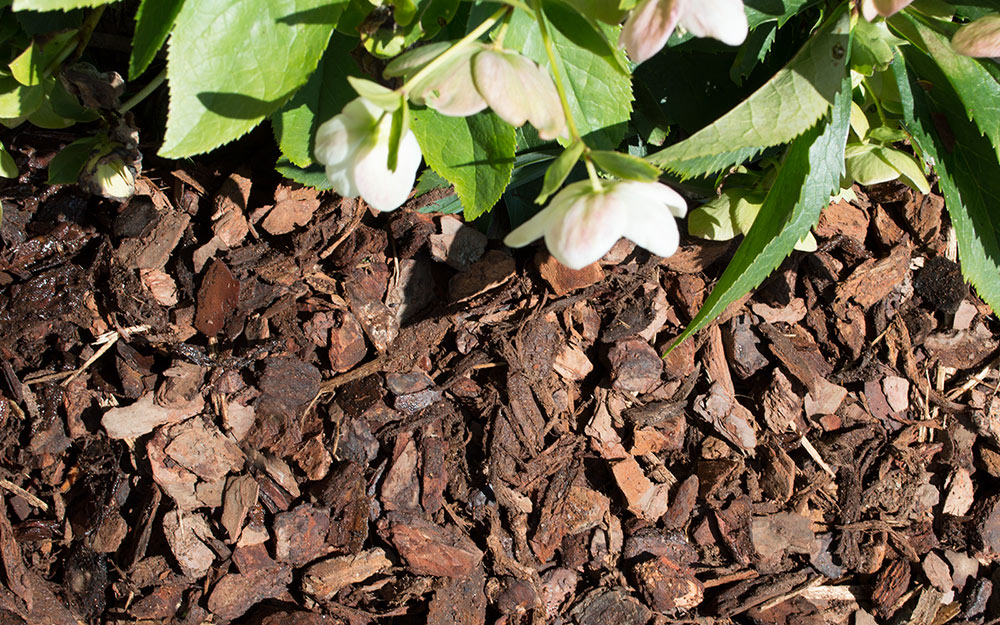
(1, 130, 999, 625)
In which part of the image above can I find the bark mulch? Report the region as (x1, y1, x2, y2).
(0, 135, 999, 625)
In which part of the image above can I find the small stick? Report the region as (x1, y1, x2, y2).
(0, 477, 48, 511)
(797, 432, 837, 479)
(757, 575, 827, 612)
(61, 333, 120, 387)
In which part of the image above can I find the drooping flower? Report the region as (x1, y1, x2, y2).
(620, 0, 748, 65)
(314, 97, 422, 212)
(385, 44, 566, 140)
(859, 0, 914, 21)
(504, 179, 687, 269)
(951, 14, 1000, 58)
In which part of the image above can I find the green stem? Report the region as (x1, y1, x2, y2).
(584, 155, 603, 192)
(75, 5, 107, 57)
(403, 6, 509, 93)
(493, 11, 513, 47)
(119, 68, 166, 113)
(861, 77, 888, 126)
(528, 0, 581, 142)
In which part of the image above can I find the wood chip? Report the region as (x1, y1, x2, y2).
(102, 392, 204, 440)
(301, 549, 392, 601)
(194, 259, 240, 337)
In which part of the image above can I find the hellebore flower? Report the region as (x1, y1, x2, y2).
(504, 179, 687, 270)
(859, 0, 914, 21)
(620, 0, 748, 65)
(951, 15, 1000, 57)
(385, 44, 566, 140)
(314, 97, 422, 212)
(80, 148, 136, 200)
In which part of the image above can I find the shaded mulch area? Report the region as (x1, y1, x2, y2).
(0, 131, 999, 625)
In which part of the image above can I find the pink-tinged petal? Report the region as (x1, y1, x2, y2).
(411, 48, 487, 117)
(952, 15, 1000, 57)
(861, 0, 914, 20)
(473, 50, 566, 140)
(620, 0, 683, 64)
(545, 188, 629, 269)
(680, 0, 748, 46)
(353, 128, 422, 212)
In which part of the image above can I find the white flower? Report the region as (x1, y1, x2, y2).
(859, 0, 914, 22)
(620, 0, 748, 65)
(951, 14, 1000, 58)
(314, 97, 422, 212)
(504, 179, 687, 269)
(385, 44, 566, 140)
(82, 150, 135, 200)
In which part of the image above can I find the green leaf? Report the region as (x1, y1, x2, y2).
(8, 30, 77, 86)
(410, 107, 516, 221)
(648, 8, 849, 179)
(688, 190, 744, 241)
(275, 158, 333, 190)
(346, 76, 401, 111)
(537, 140, 584, 204)
(589, 149, 659, 182)
(850, 16, 905, 76)
(744, 0, 818, 30)
(730, 22, 777, 85)
(0, 141, 17, 177)
(418, 192, 462, 214)
(894, 52, 1000, 314)
(46, 135, 99, 184)
(12, 0, 117, 9)
(667, 74, 851, 353)
(891, 12, 1000, 160)
(501, 6, 632, 150)
(541, 0, 625, 74)
(26, 77, 77, 128)
(271, 32, 355, 168)
(0, 74, 43, 118)
(130, 0, 184, 80)
(160, 0, 341, 158)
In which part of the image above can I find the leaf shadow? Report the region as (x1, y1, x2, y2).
(276, 6, 343, 25)
(196, 92, 291, 119)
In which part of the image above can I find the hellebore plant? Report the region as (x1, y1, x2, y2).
(21, 0, 993, 354)
(385, 43, 566, 140)
(504, 179, 688, 269)
(620, 0, 750, 64)
(313, 97, 422, 212)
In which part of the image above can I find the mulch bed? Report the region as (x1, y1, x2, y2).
(0, 130, 998, 625)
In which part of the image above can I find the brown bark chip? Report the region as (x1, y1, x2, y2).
(194, 258, 240, 337)
(569, 587, 651, 625)
(274, 504, 332, 566)
(381, 511, 483, 577)
(632, 555, 704, 612)
(0, 498, 32, 611)
(301, 549, 392, 601)
(427, 566, 487, 625)
(537, 253, 605, 296)
(871, 559, 910, 617)
(607, 338, 663, 394)
(207, 564, 293, 620)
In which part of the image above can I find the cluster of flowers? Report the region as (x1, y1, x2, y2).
(314, 0, 1000, 270)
